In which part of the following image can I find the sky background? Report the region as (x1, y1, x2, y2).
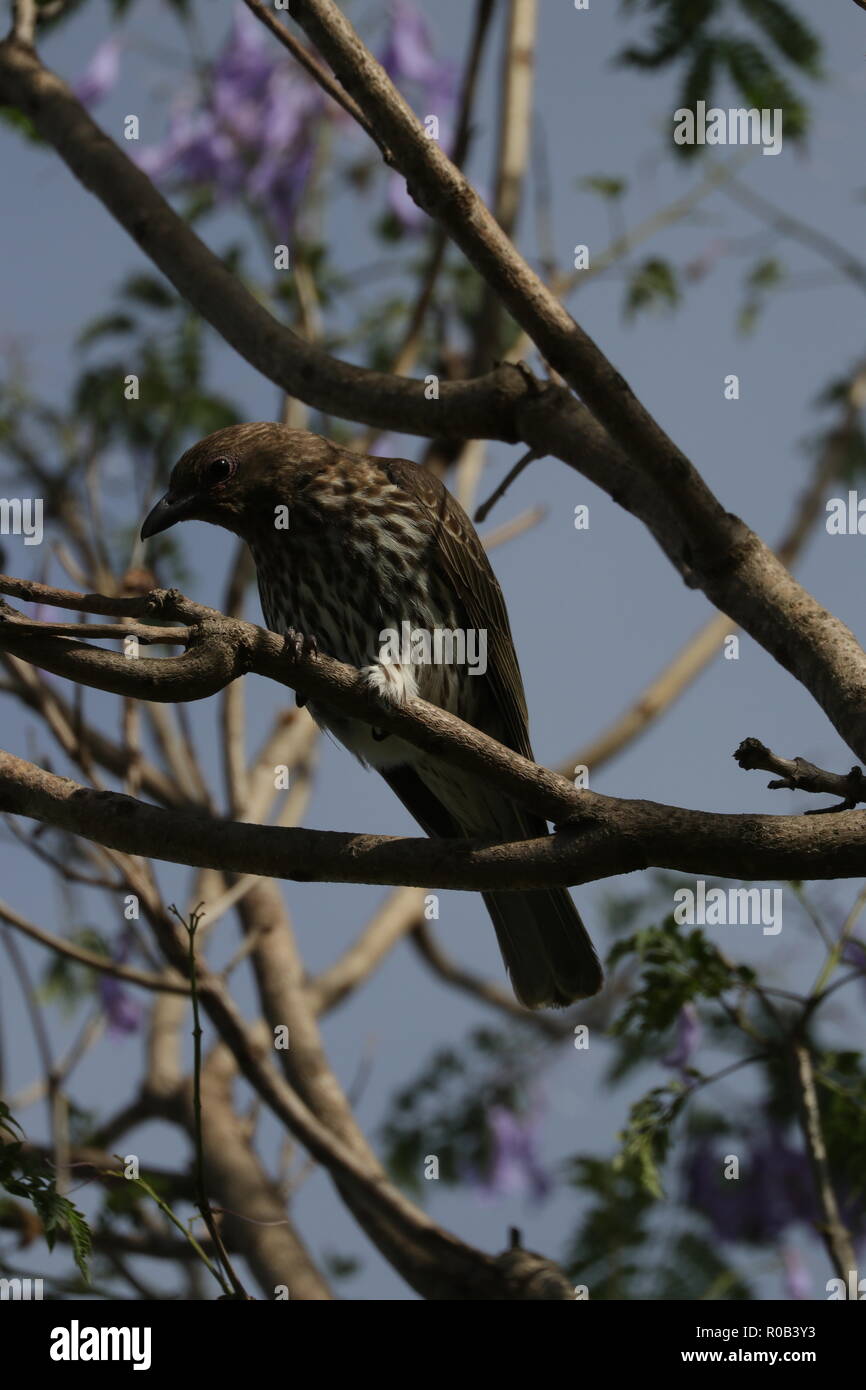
(2, 0, 866, 1301)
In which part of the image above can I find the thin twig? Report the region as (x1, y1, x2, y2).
(792, 1042, 857, 1281)
(171, 903, 251, 1300)
(474, 448, 538, 523)
(241, 0, 382, 150)
(0, 898, 190, 995)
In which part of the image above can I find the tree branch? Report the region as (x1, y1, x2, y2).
(734, 737, 866, 813)
(792, 1043, 858, 1281)
(0, 897, 190, 995)
(4, 744, 866, 891)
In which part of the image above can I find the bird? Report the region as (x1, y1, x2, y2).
(140, 423, 603, 1008)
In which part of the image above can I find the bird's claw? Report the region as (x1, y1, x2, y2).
(283, 627, 318, 661)
(283, 629, 318, 708)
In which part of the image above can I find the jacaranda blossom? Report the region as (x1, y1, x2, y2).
(138, 7, 324, 236)
(380, 0, 456, 233)
(663, 1003, 702, 1079)
(685, 1123, 819, 1245)
(73, 36, 122, 109)
(475, 1104, 553, 1203)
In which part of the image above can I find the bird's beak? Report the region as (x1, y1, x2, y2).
(140, 493, 197, 541)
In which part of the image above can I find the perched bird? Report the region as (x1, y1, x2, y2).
(141, 424, 602, 1008)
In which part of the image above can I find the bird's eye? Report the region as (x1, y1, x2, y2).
(203, 457, 236, 489)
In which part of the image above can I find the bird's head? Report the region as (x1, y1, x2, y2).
(139, 423, 337, 544)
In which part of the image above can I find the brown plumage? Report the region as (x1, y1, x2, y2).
(141, 423, 603, 1008)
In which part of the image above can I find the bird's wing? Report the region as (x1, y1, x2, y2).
(382, 459, 536, 766)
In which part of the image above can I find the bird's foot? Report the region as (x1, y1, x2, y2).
(283, 627, 319, 661)
(283, 629, 318, 708)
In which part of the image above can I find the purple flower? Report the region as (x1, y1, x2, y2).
(387, 171, 427, 231)
(379, 0, 456, 235)
(476, 1105, 552, 1203)
(74, 37, 122, 109)
(381, 0, 456, 110)
(782, 1246, 812, 1300)
(685, 1124, 819, 1245)
(663, 1003, 702, 1078)
(138, 6, 323, 236)
(98, 974, 143, 1036)
(840, 939, 866, 1003)
(97, 931, 143, 1035)
(683, 238, 732, 283)
(842, 939, 866, 971)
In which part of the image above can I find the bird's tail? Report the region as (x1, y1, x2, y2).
(482, 888, 603, 1009)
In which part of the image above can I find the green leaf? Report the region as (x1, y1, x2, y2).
(617, 0, 717, 70)
(624, 257, 680, 320)
(0, 1100, 23, 1140)
(0, 107, 42, 144)
(737, 257, 785, 334)
(0, 1105, 92, 1282)
(746, 256, 784, 290)
(580, 175, 628, 200)
(675, 38, 718, 158)
(609, 915, 741, 1037)
(64, 1201, 94, 1281)
(736, 0, 822, 77)
(720, 37, 810, 140)
(76, 313, 137, 349)
(120, 274, 177, 310)
(615, 1083, 689, 1199)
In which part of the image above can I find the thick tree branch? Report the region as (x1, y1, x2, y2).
(230, 877, 470, 1297)
(3, 746, 866, 892)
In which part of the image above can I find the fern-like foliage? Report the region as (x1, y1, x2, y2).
(618, 0, 822, 155)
